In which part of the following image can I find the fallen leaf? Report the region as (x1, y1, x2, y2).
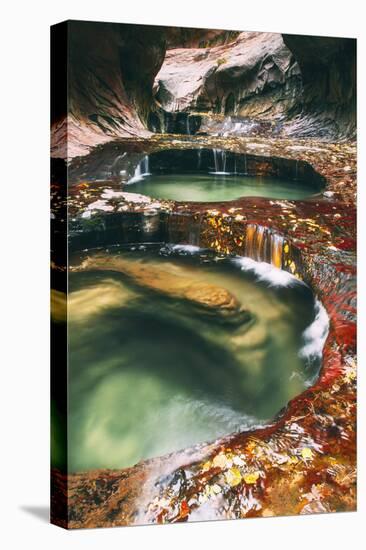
(225, 468, 242, 487)
(301, 447, 314, 461)
(243, 471, 260, 484)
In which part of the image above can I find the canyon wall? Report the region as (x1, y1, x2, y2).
(51, 22, 356, 158)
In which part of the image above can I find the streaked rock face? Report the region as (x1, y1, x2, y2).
(51, 23, 356, 160)
(52, 21, 167, 158)
(50, 22, 356, 528)
(154, 32, 301, 118)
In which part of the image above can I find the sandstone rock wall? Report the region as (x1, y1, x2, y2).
(154, 32, 356, 138)
(154, 32, 301, 119)
(51, 22, 356, 159)
(282, 35, 356, 137)
(52, 21, 167, 158)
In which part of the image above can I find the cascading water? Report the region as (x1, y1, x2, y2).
(186, 116, 191, 136)
(271, 233, 284, 268)
(244, 224, 284, 268)
(124, 149, 323, 201)
(207, 116, 260, 137)
(66, 243, 325, 471)
(211, 149, 230, 175)
(197, 149, 202, 170)
(127, 155, 151, 184)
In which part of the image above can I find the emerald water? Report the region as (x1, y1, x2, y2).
(126, 173, 320, 202)
(61, 245, 326, 472)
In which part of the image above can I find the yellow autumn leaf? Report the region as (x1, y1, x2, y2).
(243, 471, 260, 484)
(289, 261, 296, 273)
(301, 447, 314, 460)
(225, 467, 242, 487)
(202, 461, 211, 472)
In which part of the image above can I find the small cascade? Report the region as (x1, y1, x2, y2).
(160, 112, 166, 134)
(244, 225, 284, 268)
(295, 160, 299, 180)
(141, 155, 150, 176)
(186, 116, 191, 136)
(127, 155, 151, 184)
(211, 149, 230, 175)
(270, 233, 284, 268)
(213, 149, 218, 172)
(197, 149, 202, 170)
(205, 117, 259, 137)
(245, 224, 257, 259)
(255, 226, 266, 262)
(243, 153, 248, 175)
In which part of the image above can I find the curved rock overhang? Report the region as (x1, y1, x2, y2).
(51, 22, 356, 159)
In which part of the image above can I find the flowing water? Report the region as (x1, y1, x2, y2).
(59, 245, 327, 472)
(126, 173, 321, 202)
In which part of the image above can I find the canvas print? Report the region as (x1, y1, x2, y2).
(50, 20, 356, 528)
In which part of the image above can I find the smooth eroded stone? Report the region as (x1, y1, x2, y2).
(79, 255, 250, 322)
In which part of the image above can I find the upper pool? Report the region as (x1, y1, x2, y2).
(126, 173, 320, 202)
(124, 149, 324, 202)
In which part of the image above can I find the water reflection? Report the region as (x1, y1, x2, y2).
(60, 245, 326, 472)
(126, 173, 321, 202)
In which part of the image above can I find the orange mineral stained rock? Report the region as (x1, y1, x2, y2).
(51, 21, 356, 528)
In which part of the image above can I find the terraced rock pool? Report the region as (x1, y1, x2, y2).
(126, 173, 322, 202)
(64, 245, 328, 472)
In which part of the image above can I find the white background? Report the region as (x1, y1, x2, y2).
(1, 0, 364, 548)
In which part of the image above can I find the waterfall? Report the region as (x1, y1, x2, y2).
(244, 154, 248, 175)
(110, 152, 127, 176)
(160, 113, 166, 134)
(186, 116, 191, 135)
(213, 149, 218, 172)
(197, 149, 202, 170)
(127, 155, 151, 184)
(255, 226, 265, 262)
(142, 155, 150, 176)
(245, 224, 257, 259)
(222, 151, 227, 173)
(211, 149, 230, 175)
(270, 233, 283, 268)
(244, 225, 284, 268)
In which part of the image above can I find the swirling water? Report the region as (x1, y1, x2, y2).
(55, 245, 326, 472)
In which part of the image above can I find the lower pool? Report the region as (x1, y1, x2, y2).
(55, 245, 327, 471)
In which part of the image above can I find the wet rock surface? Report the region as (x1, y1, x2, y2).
(282, 35, 356, 138)
(51, 133, 356, 527)
(78, 254, 244, 318)
(51, 22, 356, 528)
